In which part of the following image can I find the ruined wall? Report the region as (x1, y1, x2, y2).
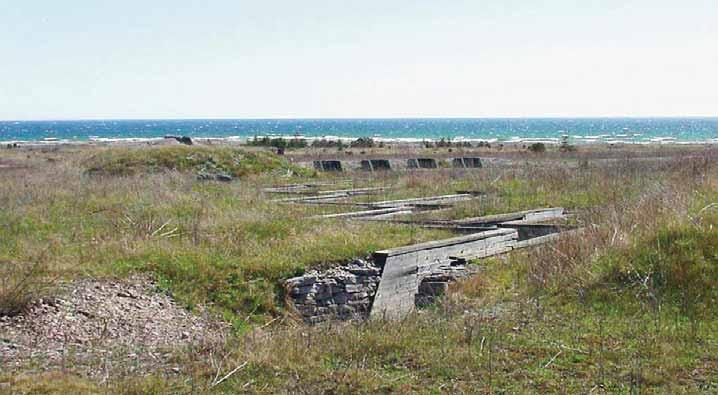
(285, 259, 381, 324)
(286, 258, 476, 323)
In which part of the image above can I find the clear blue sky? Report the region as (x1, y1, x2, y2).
(1, 0, 716, 120)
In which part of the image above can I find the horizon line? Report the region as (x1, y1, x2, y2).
(3, 115, 718, 123)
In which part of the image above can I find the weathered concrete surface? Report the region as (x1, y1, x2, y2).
(452, 157, 483, 168)
(446, 208, 566, 227)
(307, 194, 480, 220)
(360, 159, 392, 171)
(286, 201, 575, 322)
(273, 188, 384, 203)
(370, 229, 518, 319)
(263, 180, 352, 194)
(498, 223, 565, 241)
(285, 259, 484, 323)
(313, 160, 343, 172)
(415, 262, 478, 307)
(369, 194, 475, 209)
(310, 207, 411, 220)
(298, 156, 487, 172)
(286, 225, 578, 323)
(408, 158, 439, 169)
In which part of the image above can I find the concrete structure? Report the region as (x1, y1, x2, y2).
(407, 158, 438, 169)
(313, 160, 343, 172)
(452, 157, 483, 168)
(360, 159, 392, 172)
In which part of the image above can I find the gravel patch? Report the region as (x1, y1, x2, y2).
(0, 276, 228, 377)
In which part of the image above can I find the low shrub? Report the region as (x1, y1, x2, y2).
(527, 142, 546, 153)
(349, 137, 376, 148)
(311, 139, 345, 149)
(246, 136, 308, 149)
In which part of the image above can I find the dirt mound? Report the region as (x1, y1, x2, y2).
(0, 276, 228, 377)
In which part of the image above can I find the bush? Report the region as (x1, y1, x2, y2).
(349, 137, 375, 148)
(528, 143, 546, 153)
(436, 138, 452, 148)
(311, 139, 345, 149)
(247, 137, 307, 149)
(425, 138, 472, 148)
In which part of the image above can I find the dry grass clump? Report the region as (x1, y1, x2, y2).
(0, 254, 56, 316)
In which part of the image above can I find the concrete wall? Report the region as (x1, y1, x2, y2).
(303, 157, 485, 172)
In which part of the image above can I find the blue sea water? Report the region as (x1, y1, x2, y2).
(1, 118, 718, 144)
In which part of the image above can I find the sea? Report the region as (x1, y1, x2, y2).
(1, 118, 718, 145)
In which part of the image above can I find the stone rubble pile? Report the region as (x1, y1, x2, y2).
(285, 259, 381, 324)
(196, 172, 233, 182)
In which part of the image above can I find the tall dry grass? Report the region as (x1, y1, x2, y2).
(3, 145, 718, 393)
(524, 150, 718, 294)
(0, 147, 450, 322)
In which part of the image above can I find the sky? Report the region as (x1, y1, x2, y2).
(1, 0, 717, 120)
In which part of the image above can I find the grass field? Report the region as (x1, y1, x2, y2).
(1, 144, 717, 393)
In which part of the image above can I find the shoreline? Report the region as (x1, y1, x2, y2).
(3, 134, 718, 148)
